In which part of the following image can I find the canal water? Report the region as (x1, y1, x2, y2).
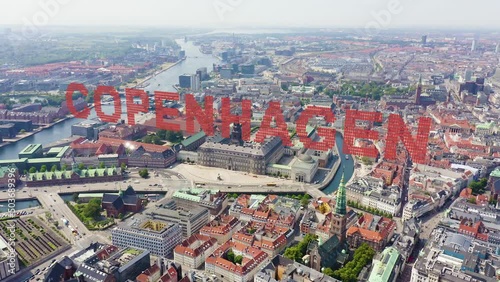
(0, 40, 218, 160)
(322, 132, 354, 194)
(59, 192, 166, 202)
(0, 40, 354, 194)
(0, 199, 41, 212)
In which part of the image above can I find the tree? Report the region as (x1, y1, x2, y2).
(61, 164, 68, 171)
(469, 178, 488, 195)
(323, 268, 335, 277)
(157, 130, 167, 140)
(151, 135, 161, 145)
(120, 163, 127, 171)
(40, 165, 47, 173)
(284, 234, 317, 262)
(78, 163, 85, 170)
(29, 167, 37, 173)
(45, 212, 52, 221)
(139, 169, 149, 179)
(332, 243, 375, 282)
(227, 249, 235, 263)
(50, 165, 58, 172)
(234, 255, 243, 264)
(83, 199, 102, 219)
(284, 247, 302, 262)
(301, 197, 310, 208)
(88, 165, 95, 169)
(19, 129, 26, 134)
(361, 156, 373, 166)
(99, 162, 105, 169)
(72, 193, 79, 202)
(165, 130, 183, 143)
(118, 213, 124, 220)
(142, 135, 153, 144)
(54, 221, 59, 228)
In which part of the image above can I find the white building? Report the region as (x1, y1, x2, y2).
(347, 177, 401, 216)
(402, 200, 434, 222)
(290, 154, 319, 183)
(0, 236, 18, 280)
(266, 154, 319, 183)
(361, 186, 402, 216)
(111, 220, 182, 257)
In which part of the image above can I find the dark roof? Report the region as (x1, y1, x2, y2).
(123, 195, 139, 205)
(45, 263, 67, 282)
(112, 197, 124, 210)
(124, 186, 136, 196)
(75, 264, 110, 282)
(103, 187, 139, 209)
(102, 193, 120, 204)
(307, 235, 347, 269)
(122, 186, 139, 205)
(45, 256, 75, 282)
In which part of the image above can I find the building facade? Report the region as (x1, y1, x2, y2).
(111, 220, 182, 257)
(198, 134, 284, 175)
(146, 199, 210, 238)
(174, 234, 217, 269)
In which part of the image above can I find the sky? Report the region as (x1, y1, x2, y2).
(1, 0, 500, 30)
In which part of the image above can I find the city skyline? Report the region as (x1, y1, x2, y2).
(1, 0, 500, 29)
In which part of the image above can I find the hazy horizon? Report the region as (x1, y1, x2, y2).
(1, 0, 500, 30)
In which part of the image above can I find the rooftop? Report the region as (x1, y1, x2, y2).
(19, 144, 42, 155)
(368, 247, 401, 282)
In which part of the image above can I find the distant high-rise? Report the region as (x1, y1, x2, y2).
(191, 74, 201, 91)
(464, 69, 473, 82)
(178, 50, 186, 59)
(421, 35, 427, 45)
(471, 40, 476, 52)
(178, 74, 200, 91)
(179, 74, 192, 89)
(196, 67, 208, 81)
(496, 43, 499, 54)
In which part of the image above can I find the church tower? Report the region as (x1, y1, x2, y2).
(331, 172, 348, 243)
(230, 123, 243, 146)
(415, 75, 422, 105)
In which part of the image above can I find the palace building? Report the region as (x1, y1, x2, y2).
(197, 123, 284, 175)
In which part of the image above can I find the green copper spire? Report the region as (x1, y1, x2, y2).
(335, 171, 347, 215)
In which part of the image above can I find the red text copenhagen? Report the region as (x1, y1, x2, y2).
(66, 83, 432, 164)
